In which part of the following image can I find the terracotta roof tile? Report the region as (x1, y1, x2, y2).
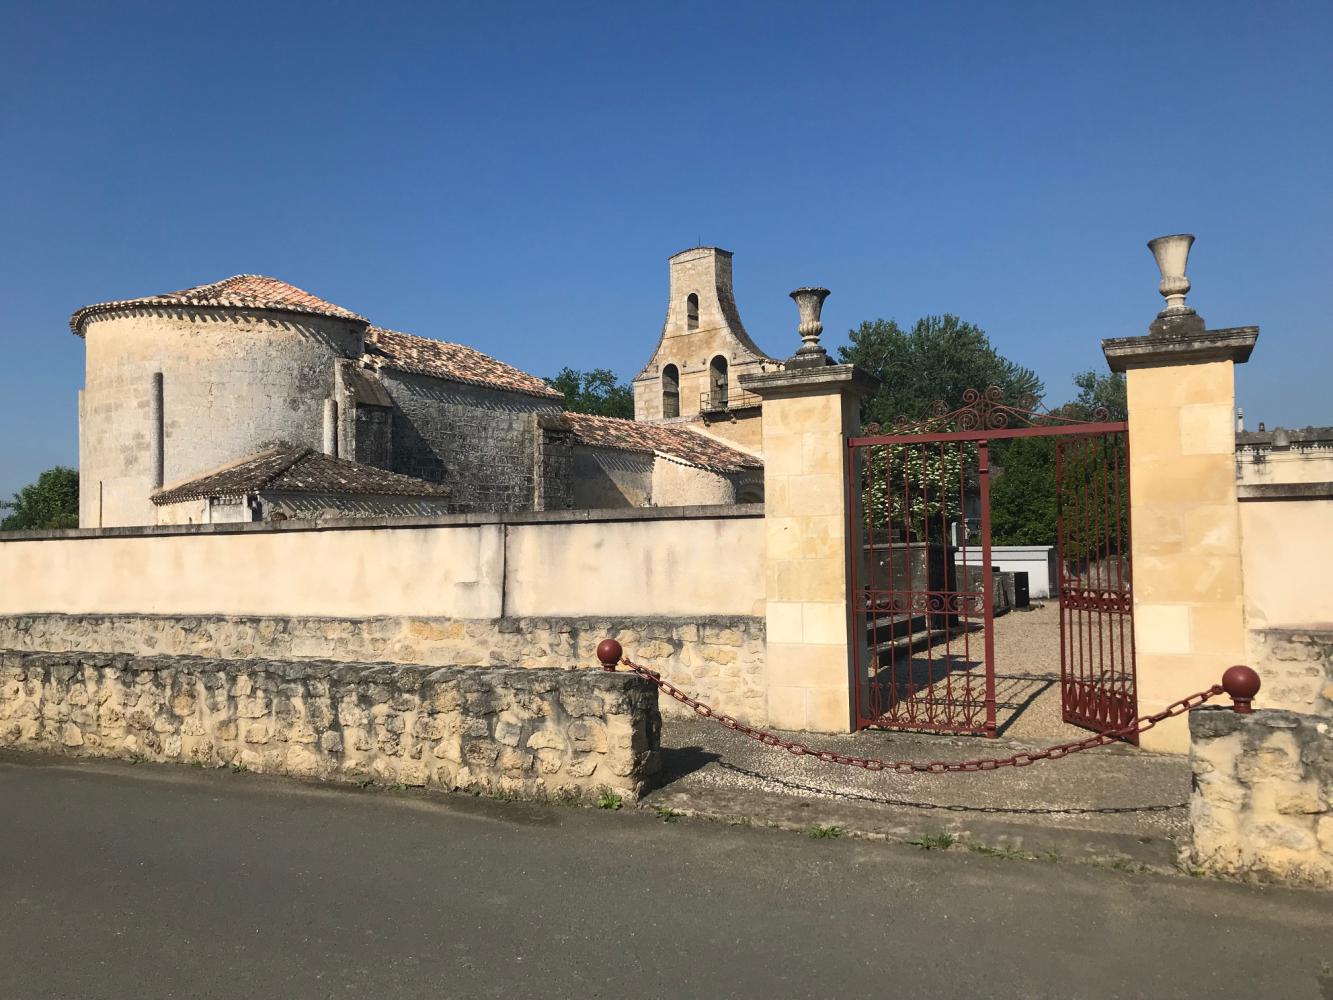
(152, 447, 449, 504)
(70, 275, 365, 335)
(363, 326, 563, 401)
(563, 413, 763, 473)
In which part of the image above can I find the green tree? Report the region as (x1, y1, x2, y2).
(989, 371, 1130, 546)
(1069, 369, 1127, 420)
(860, 437, 970, 540)
(989, 436, 1059, 545)
(838, 314, 1043, 428)
(546, 368, 634, 419)
(1, 467, 79, 531)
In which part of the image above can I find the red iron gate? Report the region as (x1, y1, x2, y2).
(1056, 432, 1137, 740)
(847, 388, 1136, 738)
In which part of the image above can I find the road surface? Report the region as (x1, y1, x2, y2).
(2, 752, 1329, 999)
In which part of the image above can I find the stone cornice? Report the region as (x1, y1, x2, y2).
(1237, 481, 1333, 502)
(0, 502, 765, 543)
(738, 362, 881, 399)
(1101, 327, 1259, 372)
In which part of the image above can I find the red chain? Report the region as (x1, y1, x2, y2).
(621, 658, 1223, 774)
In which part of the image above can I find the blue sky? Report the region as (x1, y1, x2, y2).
(2, 0, 1330, 497)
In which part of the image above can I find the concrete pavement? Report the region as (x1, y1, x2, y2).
(649, 718, 1193, 869)
(2, 751, 1330, 999)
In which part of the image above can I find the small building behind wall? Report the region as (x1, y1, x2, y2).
(1234, 426, 1333, 717)
(955, 545, 1059, 599)
(563, 412, 763, 509)
(1236, 424, 1333, 486)
(153, 446, 453, 524)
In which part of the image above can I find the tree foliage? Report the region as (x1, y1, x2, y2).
(845, 314, 1040, 540)
(989, 436, 1059, 545)
(1069, 369, 1127, 421)
(1, 467, 79, 531)
(860, 438, 970, 541)
(837, 314, 1043, 428)
(989, 370, 1129, 547)
(546, 368, 634, 419)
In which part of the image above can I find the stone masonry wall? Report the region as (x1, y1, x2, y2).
(1188, 706, 1333, 887)
(0, 651, 661, 801)
(534, 416, 575, 512)
(1246, 628, 1333, 717)
(0, 614, 768, 725)
(378, 371, 559, 512)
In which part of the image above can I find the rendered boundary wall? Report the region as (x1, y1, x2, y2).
(0, 651, 662, 801)
(1239, 487, 1333, 716)
(0, 506, 769, 724)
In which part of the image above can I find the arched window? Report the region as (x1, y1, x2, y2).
(709, 355, 728, 409)
(662, 363, 680, 418)
(686, 293, 699, 330)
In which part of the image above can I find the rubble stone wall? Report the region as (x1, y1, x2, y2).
(1245, 628, 1333, 717)
(1188, 706, 1333, 887)
(0, 614, 768, 724)
(0, 651, 661, 801)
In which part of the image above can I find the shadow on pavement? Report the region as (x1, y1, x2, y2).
(657, 745, 722, 783)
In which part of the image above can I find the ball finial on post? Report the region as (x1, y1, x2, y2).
(1221, 665, 1261, 714)
(596, 638, 623, 671)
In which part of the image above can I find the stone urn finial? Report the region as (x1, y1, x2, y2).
(789, 287, 831, 366)
(1147, 234, 1205, 336)
(1148, 234, 1195, 316)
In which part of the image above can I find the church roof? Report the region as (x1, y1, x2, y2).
(563, 413, 763, 474)
(152, 446, 450, 504)
(69, 273, 562, 402)
(364, 326, 563, 401)
(70, 274, 365, 335)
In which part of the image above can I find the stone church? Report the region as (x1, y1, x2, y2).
(71, 248, 774, 528)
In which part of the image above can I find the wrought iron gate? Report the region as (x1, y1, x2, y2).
(847, 387, 1136, 738)
(1055, 432, 1137, 741)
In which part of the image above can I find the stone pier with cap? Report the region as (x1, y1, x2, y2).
(1102, 235, 1259, 753)
(739, 289, 879, 732)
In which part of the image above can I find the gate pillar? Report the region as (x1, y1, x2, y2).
(1103, 235, 1258, 752)
(740, 288, 879, 732)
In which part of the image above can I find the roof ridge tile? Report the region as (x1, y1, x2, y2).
(70, 274, 366, 335)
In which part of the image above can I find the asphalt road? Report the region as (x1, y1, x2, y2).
(2, 752, 1330, 1000)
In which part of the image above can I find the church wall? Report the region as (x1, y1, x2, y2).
(377, 371, 560, 513)
(692, 411, 764, 455)
(155, 499, 213, 525)
(571, 446, 654, 508)
(79, 309, 364, 529)
(650, 456, 739, 507)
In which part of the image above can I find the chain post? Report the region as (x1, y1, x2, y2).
(1220, 664, 1261, 714)
(604, 637, 1261, 774)
(596, 638, 623, 672)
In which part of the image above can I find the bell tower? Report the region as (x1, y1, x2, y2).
(632, 248, 776, 423)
